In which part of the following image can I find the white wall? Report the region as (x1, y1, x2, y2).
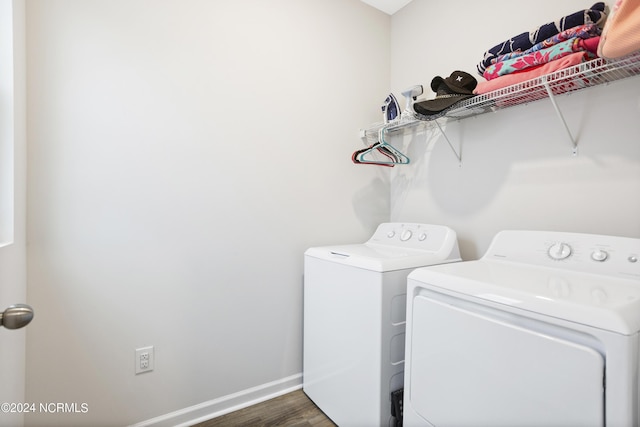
(25, 1, 390, 425)
(389, 0, 640, 259)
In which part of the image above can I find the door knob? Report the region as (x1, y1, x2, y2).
(0, 304, 34, 330)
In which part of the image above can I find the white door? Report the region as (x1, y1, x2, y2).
(0, 1, 30, 426)
(409, 294, 605, 427)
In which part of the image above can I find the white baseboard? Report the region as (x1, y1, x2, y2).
(129, 373, 303, 427)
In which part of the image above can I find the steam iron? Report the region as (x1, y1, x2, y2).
(382, 93, 400, 123)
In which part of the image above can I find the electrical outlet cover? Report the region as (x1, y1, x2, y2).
(135, 346, 154, 374)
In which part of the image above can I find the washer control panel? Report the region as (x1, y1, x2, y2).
(368, 223, 457, 253)
(485, 230, 640, 279)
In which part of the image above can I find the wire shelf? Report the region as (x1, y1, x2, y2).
(448, 50, 640, 119)
(362, 51, 640, 140)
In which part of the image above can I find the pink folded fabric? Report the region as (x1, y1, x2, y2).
(483, 36, 599, 81)
(598, 0, 640, 58)
(491, 23, 601, 65)
(474, 51, 592, 94)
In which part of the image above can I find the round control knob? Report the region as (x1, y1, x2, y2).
(591, 250, 608, 262)
(418, 233, 427, 241)
(548, 242, 572, 260)
(387, 231, 395, 238)
(400, 230, 413, 241)
(629, 255, 638, 263)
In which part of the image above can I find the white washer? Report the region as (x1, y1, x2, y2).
(303, 223, 460, 427)
(404, 230, 640, 427)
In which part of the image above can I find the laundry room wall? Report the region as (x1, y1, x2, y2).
(388, 0, 640, 259)
(24, 1, 390, 426)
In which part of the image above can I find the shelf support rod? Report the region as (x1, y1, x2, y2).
(543, 81, 578, 156)
(435, 120, 462, 165)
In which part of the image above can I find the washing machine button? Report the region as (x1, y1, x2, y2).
(400, 230, 413, 241)
(591, 250, 608, 262)
(548, 242, 572, 260)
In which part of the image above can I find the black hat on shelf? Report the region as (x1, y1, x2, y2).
(414, 70, 477, 116)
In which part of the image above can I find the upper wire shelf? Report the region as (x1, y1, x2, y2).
(362, 50, 640, 139)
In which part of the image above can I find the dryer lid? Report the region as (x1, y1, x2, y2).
(408, 230, 640, 335)
(409, 259, 640, 335)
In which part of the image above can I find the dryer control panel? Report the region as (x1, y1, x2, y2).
(484, 230, 640, 279)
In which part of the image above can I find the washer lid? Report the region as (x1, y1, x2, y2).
(305, 243, 459, 272)
(304, 223, 461, 272)
(408, 261, 640, 335)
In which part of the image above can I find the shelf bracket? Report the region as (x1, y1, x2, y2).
(435, 120, 462, 165)
(543, 81, 578, 156)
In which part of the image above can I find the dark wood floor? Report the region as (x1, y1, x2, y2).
(191, 390, 337, 427)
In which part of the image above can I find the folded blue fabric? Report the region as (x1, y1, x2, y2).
(477, 2, 608, 76)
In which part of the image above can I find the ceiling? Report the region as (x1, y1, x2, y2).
(360, 0, 413, 15)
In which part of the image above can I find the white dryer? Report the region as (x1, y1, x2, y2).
(303, 223, 460, 427)
(404, 230, 640, 427)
